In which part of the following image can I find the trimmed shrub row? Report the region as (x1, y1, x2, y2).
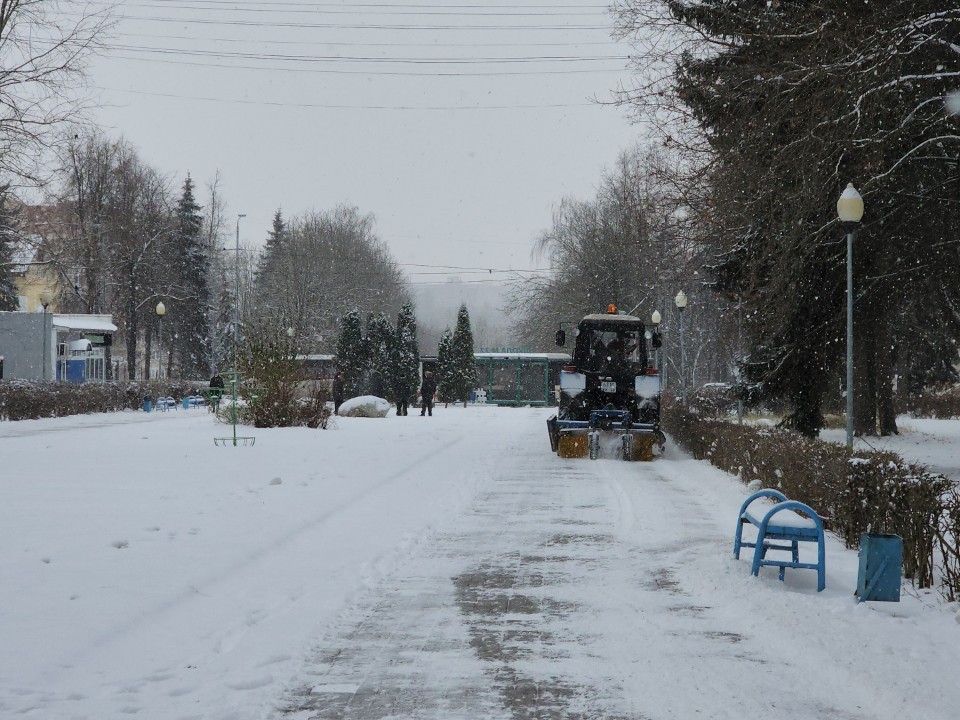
(663, 402, 960, 598)
(900, 386, 960, 420)
(0, 380, 207, 421)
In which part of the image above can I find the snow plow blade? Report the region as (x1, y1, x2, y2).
(548, 413, 663, 461)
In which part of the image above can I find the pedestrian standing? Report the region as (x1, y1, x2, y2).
(395, 378, 411, 416)
(333, 371, 345, 415)
(208, 371, 225, 412)
(419, 370, 437, 416)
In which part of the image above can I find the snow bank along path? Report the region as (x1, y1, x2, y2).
(2, 406, 958, 719)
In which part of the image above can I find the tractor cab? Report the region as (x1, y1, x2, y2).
(574, 318, 646, 375)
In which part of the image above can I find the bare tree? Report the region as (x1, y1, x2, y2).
(203, 172, 233, 375)
(0, 1, 113, 184)
(254, 205, 411, 352)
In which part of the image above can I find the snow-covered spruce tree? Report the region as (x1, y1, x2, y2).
(265, 208, 286, 253)
(170, 174, 210, 379)
(364, 312, 393, 399)
(335, 310, 368, 398)
(447, 304, 476, 407)
(255, 208, 285, 288)
(390, 301, 420, 408)
(435, 328, 454, 404)
(0, 186, 20, 311)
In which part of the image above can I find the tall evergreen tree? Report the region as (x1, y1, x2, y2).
(256, 208, 285, 286)
(266, 208, 286, 252)
(365, 312, 393, 398)
(446, 304, 477, 407)
(172, 174, 210, 377)
(335, 310, 367, 398)
(391, 301, 420, 408)
(0, 187, 20, 311)
(435, 328, 454, 403)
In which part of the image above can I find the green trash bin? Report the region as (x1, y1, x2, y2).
(856, 533, 902, 602)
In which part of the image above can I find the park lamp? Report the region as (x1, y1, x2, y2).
(674, 290, 688, 311)
(651, 310, 661, 325)
(837, 183, 864, 227)
(156, 301, 166, 317)
(838, 183, 864, 450)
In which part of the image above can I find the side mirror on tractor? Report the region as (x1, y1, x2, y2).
(555, 329, 566, 347)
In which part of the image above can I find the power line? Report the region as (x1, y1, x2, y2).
(123, 1, 609, 6)
(399, 262, 552, 272)
(111, 30, 617, 48)
(94, 84, 597, 109)
(106, 14, 612, 30)
(406, 277, 519, 285)
(109, 1, 608, 16)
(101, 53, 625, 77)
(104, 43, 628, 64)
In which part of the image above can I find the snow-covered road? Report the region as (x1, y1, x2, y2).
(2, 406, 958, 719)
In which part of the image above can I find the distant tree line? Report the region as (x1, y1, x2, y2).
(8, 132, 424, 383)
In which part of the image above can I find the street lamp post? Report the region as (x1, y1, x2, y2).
(837, 183, 864, 449)
(156, 301, 166, 380)
(651, 310, 662, 371)
(675, 290, 688, 405)
(235, 214, 246, 365)
(40, 292, 51, 380)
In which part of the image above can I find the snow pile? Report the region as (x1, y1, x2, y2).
(337, 395, 390, 418)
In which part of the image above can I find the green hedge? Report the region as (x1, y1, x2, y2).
(663, 402, 959, 595)
(0, 380, 207, 421)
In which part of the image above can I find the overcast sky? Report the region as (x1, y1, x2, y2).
(84, 1, 644, 289)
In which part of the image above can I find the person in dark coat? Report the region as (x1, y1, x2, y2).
(209, 372, 225, 411)
(395, 378, 411, 416)
(332, 371, 345, 415)
(419, 370, 437, 416)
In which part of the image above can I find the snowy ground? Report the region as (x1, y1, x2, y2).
(3, 405, 959, 719)
(822, 417, 960, 483)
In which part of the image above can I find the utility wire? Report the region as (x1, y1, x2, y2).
(111, 30, 616, 48)
(105, 1, 607, 7)
(102, 54, 625, 77)
(105, 43, 628, 64)
(108, 2, 608, 16)
(103, 14, 612, 30)
(94, 84, 597, 109)
(399, 262, 552, 272)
